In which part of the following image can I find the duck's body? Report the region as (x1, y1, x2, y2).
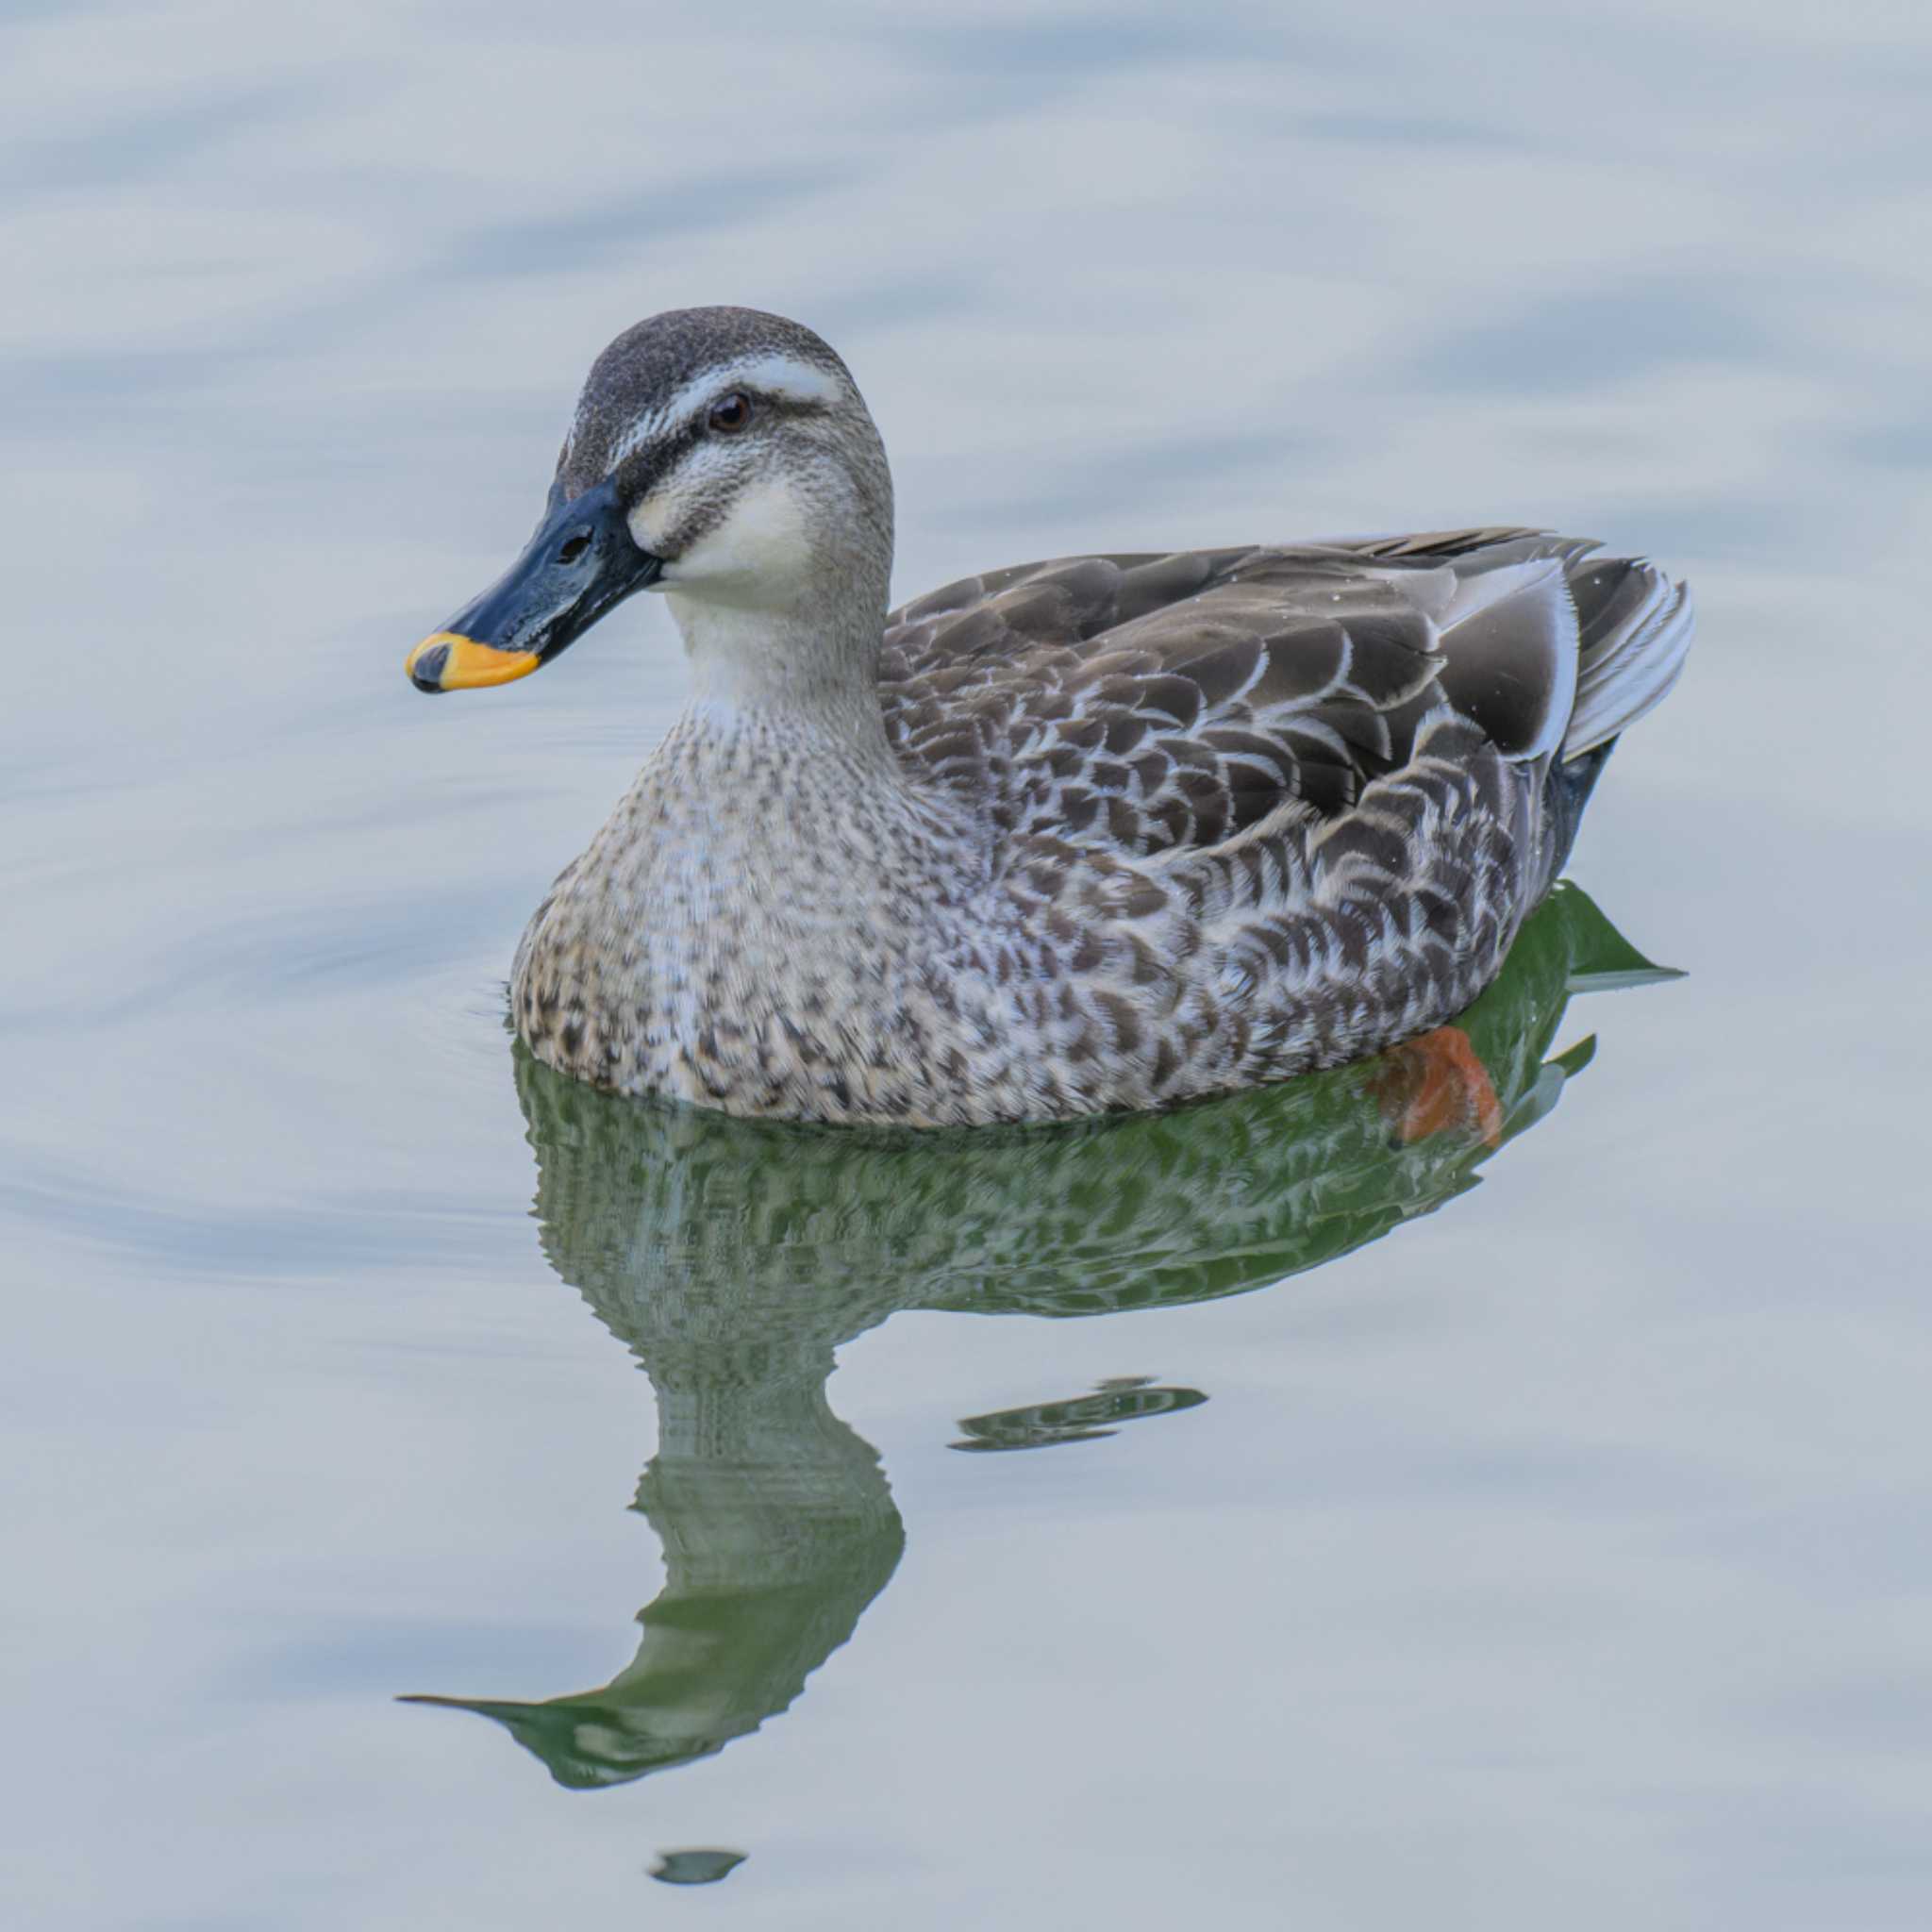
(411, 308, 1693, 1126)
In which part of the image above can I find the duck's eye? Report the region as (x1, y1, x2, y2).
(707, 391, 755, 434)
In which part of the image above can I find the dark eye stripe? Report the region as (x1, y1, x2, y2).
(700, 386, 829, 427)
(608, 386, 832, 500)
(610, 416, 705, 500)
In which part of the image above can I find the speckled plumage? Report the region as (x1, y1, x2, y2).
(465, 309, 1694, 1125)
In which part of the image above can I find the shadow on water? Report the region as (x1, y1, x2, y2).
(403, 883, 1674, 1794)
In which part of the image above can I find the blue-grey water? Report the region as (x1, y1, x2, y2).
(5, 4, 1931, 1926)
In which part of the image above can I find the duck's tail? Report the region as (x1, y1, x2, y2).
(1560, 556, 1696, 760)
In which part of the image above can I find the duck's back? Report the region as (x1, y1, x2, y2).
(880, 527, 1692, 878)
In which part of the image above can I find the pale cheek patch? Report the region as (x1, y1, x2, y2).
(666, 477, 815, 595)
(626, 491, 673, 556)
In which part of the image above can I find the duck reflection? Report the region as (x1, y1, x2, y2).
(951, 1378, 1209, 1452)
(404, 883, 1673, 1789)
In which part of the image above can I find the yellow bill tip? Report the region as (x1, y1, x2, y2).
(406, 631, 541, 692)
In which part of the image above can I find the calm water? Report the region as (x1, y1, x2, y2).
(6, 4, 1931, 1926)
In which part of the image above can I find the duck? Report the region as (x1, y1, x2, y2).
(405, 306, 1693, 1127)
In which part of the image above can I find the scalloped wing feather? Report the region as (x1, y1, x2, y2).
(881, 530, 1593, 860)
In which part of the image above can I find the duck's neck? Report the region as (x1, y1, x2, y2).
(662, 578, 893, 760)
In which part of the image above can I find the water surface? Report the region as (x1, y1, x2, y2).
(5, 4, 1931, 1926)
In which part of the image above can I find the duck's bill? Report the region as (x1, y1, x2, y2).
(406, 479, 662, 693)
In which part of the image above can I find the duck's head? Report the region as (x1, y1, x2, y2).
(407, 307, 893, 694)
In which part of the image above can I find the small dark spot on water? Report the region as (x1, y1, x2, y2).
(651, 1849, 747, 1886)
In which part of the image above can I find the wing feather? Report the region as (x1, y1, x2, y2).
(881, 531, 1606, 862)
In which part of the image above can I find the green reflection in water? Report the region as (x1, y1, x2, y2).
(951, 1377, 1209, 1452)
(404, 883, 1674, 1790)
(650, 1849, 748, 1887)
